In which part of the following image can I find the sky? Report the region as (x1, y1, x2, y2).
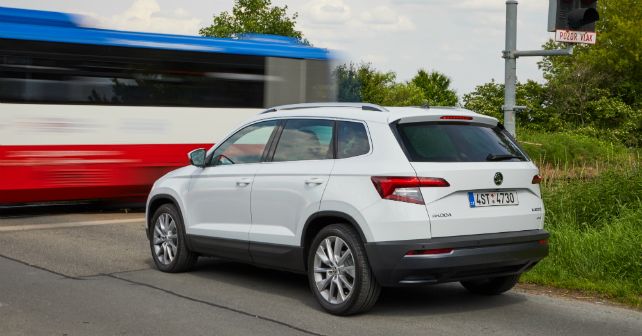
(0, 0, 556, 97)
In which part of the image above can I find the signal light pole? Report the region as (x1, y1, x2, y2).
(502, 0, 598, 137)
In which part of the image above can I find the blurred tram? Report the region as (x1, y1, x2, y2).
(0, 7, 335, 205)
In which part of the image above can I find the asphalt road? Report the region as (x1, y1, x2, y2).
(1, 209, 641, 336)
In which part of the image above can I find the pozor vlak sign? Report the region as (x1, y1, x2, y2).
(555, 29, 596, 44)
(548, 0, 600, 44)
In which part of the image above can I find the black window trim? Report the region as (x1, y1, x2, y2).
(261, 119, 286, 162)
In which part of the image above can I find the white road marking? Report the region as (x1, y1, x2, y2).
(0, 218, 145, 232)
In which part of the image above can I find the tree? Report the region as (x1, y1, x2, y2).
(379, 83, 425, 106)
(463, 80, 561, 132)
(536, 0, 641, 142)
(335, 63, 426, 106)
(334, 63, 362, 102)
(462, 80, 504, 120)
(411, 70, 458, 106)
(199, 0, 307, 43)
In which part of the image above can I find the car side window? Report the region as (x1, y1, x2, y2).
(272, 119, 334, 162)
(337, 121, 370, 159)
(210, 120, 277, 166)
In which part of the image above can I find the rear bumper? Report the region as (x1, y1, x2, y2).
(365, 229, 549, 286)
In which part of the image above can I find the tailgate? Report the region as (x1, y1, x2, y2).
(393, 118, 545, 238)
(413, 162, 544, 237)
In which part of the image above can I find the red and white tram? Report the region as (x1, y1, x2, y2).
(0, 7, 335, 205)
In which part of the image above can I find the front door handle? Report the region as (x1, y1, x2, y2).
(236, 178, 252, 187)
(304, 177, 325, 185)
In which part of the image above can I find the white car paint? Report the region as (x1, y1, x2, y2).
(148, 105, 545, 246)
(250, 159, 334, 245)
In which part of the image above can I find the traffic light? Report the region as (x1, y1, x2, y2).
(548, 0, 599, 32)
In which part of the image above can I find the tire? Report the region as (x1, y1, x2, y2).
(307, 224, 381, 315)
(460, 274, 520, 295)
(149, 203, 197, 273)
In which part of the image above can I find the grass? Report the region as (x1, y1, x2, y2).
(517, 130, 642, 308)
(518, 130, 640, 184)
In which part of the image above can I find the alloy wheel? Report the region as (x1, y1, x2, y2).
(313, 236, 356, 304)
(153, 213, 178, 265)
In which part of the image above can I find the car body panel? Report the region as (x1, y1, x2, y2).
(410, 161, 544, 237)
(250, 159, 334, 245)
(184, 163, 260, 241)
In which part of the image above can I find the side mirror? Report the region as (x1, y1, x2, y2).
(188, 148, 206, 168)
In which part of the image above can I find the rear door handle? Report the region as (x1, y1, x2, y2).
(305, 177, 325, 185)
(236, 178, 252, 187)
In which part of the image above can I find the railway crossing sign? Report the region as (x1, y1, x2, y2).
(548, 0, 599, 45)
(555, 30, 596, 44)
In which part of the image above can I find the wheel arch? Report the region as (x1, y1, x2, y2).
(301, 211, 368, 270)
(147, 194, 187, 243)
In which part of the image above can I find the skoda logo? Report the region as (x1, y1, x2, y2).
(494, 172, 503, 186)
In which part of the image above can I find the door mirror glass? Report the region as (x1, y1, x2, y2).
(188, 148, 206, 167)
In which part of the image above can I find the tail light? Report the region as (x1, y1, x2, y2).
(532, 174, 542, 184)
(371, 176, 450, 205)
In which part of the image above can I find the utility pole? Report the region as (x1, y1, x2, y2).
(503, 0, 519, 138)
(502, 0, 591, 137)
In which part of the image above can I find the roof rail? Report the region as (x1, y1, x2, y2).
(260, 102, 388, 114)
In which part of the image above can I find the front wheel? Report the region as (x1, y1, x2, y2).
(150, 204, 197, 273)
(308, 224, 380, 315)
(460, 274, 520, 295)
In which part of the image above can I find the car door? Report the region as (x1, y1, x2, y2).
(250, 119, 335, 261)
(185, 120, 278, 261)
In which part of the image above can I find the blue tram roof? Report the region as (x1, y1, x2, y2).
(0, 7, 332, 60)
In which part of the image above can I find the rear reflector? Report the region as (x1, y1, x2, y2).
(371, 176, 450, 205)
(440, 115, 473, 120)
(532, 174, 542, 184)
(406, 248, 454, 256)
(538, 239, 548, 245)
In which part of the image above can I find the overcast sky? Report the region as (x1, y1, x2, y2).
(0, 0, 555, 97)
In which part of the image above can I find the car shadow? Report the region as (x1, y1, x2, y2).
(188, 257, 527, 317)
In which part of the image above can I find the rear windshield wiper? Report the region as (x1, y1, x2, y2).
(486, 154, 524, 161)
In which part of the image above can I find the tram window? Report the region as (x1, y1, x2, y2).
(0, 45, 266, 108)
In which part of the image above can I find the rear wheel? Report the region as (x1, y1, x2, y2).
(150, 204, 197, 273)
(308, 224, 380, 315)
(460, 274, 520, 295)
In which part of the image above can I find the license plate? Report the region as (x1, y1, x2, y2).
(468, 191, 519, 208)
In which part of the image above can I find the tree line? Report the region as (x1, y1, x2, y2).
(201, 0, 641, 146)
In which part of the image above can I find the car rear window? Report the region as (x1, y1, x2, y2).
(396, 122, 528, 162)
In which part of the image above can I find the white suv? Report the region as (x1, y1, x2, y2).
(146, 103, 548, 315)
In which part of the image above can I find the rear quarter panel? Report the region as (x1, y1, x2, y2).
(320, 121, 432, 242)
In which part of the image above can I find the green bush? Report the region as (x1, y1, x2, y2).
(522, 168, 642, 308)
(543, 170, 642, 229)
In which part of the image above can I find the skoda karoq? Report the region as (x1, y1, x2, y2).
(146, 103, 548, 315)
